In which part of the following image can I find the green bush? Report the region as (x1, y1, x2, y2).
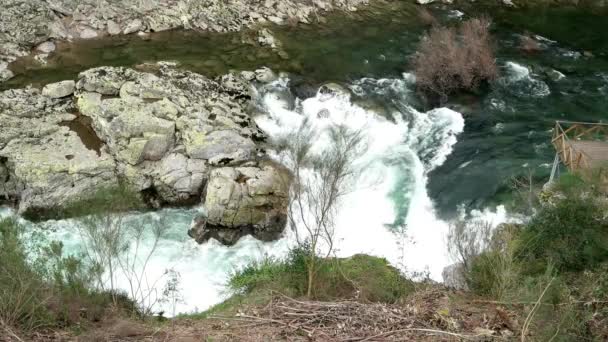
(228, 247, 413, 303)
(0, 218, 50, 330)
(228, 247, 308, 296)
(517, 196, 608, 272)
(0, 218, 137, 332)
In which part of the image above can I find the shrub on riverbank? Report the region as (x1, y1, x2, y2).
(0, 218, 137, 335)
(227, 247, 414, 304)
(412, 18, 497, 102)
(455, 173, 608, 339)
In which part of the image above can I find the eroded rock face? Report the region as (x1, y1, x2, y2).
(188, 162, 290, 245)
(0, 87, 118, 214)
(0, 64, 289, 245)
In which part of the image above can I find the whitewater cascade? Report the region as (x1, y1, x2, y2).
(1, 73, 510, 315)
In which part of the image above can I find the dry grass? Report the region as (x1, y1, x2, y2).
(202, 288, 517, 341)
(17, 287, 522, 341)
(417, 7, 437, 27)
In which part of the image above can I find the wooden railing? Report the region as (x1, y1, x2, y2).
(551, 121, 608, 172)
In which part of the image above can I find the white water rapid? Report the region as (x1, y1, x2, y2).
(2, 73, 510, 315)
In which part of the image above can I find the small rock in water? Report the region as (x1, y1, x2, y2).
(42, 80, 76, 98)
(546, 69, 566, 82)
(0, 62, 14, 82)
(36, 41, 56, 54)
(34, 53, 49, 65)
(79, 27, 99, 39)
(255, 67, 276, 83)
(317, 109, 330, 118)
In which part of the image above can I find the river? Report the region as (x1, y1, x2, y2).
(2, 1, 607, 315)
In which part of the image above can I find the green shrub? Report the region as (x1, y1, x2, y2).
(228, 247, 413, 303)
(517, 196, 608, 273)
(228, 247, 308, 296)
(0, 218, 51, 330)
(0, 218, 137, 332)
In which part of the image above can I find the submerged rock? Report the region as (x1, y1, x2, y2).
(0, 62, 14, 82)
(0, 64, 289, 244)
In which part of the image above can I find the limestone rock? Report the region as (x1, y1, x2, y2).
(79, 27, 99, 39)
(42, 80, 76, 98)
(1, 64, 286, 246)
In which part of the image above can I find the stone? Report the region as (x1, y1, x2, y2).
(189, 162, 290, 245)
(254, 67, 276, 83)
(0, 62, 14, 82)
(34, 53, 49, 65)
(123, 19, 144, 35)
(107, 20, 121, 35)
(36, 41, 56, 54)
(42, 80, 76, 98)
(184, 130, 256, 164)
(1, 64, 287, 246)
(0, 88, 117, 214)
(79, 27, 99, 39)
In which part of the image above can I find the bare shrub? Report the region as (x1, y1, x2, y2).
(447, 219, 493, 273)
(417, 7, 437, 27)
(282, 118, 366, 298)
(412, 18, 498, 101)
(448, 219, 520, 299)
(74, 187, 173, 316)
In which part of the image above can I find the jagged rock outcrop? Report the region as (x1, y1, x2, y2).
(0, 87, 118, 213)
(0, 64, 290, 244)
(188, 161, 290, 245)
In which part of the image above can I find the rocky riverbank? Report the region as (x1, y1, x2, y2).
(0, 63, 290, 245)
(0, 0, 373, 83)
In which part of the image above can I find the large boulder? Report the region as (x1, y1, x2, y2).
(189, 162, 290, 245)
(0, 88, 117, 214)
(73, 65, 265, 202)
